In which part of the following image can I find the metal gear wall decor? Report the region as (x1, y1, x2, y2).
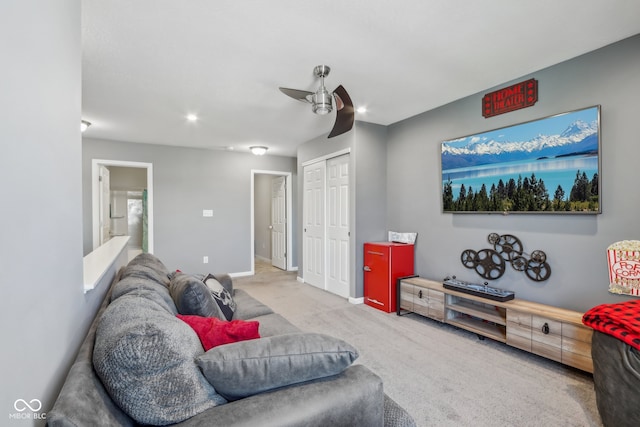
(460, 233, 551, 281)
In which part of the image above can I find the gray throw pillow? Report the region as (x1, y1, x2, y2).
(196, 332, 359, 400)
(169, 272, 225, 319)
(203, 274, 236, 320)
(93, 294, 226, 425)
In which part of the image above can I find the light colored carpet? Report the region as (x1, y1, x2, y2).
(253, 257, 283, 275)
(236, 264, 603, 427)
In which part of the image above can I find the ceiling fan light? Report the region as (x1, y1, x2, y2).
(312, 89, 333, 115)
(250, 146, 268, 156)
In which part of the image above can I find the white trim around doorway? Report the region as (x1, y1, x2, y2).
(91, 159, 154, 253)
(250, 170, 294, 275)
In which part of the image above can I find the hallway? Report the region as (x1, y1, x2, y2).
(254, 258, 283, 275)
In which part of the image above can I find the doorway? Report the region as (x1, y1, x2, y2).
(92, 159, 154, 255)
(251, 170, 293, 275)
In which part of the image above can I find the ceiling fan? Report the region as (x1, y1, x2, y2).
(279, 65, 354, 138)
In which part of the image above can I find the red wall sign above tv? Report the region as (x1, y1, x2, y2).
(482, 78, 538, 118)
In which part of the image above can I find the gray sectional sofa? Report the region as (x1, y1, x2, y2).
(591, 330, 640, 427)
(48, 253, 415, 426)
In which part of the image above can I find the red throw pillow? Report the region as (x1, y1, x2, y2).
(177, 314, 260, 350)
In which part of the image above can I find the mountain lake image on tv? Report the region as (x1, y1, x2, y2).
(441, 105, 601, 214)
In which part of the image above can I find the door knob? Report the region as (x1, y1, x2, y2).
(363, 266, 371, 272)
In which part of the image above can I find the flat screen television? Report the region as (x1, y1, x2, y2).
(441, 105, 601, 214)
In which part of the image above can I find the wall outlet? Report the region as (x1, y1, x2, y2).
(203, 256, 209, 264)
(203, 209, 213, 217)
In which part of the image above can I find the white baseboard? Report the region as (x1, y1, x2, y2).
(231, 265, 298, 278)
(230, 271, 253, 278)
(296, 276, 304, 283)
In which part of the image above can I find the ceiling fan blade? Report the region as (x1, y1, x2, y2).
(279, 87, 313, 102)
(328, 85, 354, 138)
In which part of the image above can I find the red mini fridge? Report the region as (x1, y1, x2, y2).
(364, 242, 414, 313)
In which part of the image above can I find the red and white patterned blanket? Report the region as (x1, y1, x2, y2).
(582, 299, 640, 350)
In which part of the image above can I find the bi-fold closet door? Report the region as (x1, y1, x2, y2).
(303, 154, 350, 298)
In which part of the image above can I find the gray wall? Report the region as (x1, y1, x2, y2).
(108, 166, 147, 190)
(353, 122, 389, 296)
(296, 121, 388, 298)
(386, 34, 640, 312)
(83, 138, 297, 274)
(0, 1, 118, 424)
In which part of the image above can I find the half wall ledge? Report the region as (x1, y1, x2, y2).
(83, 236, 130, 293)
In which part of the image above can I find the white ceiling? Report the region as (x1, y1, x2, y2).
(82, 0, 640, 157)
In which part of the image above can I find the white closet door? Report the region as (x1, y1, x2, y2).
(326, 154, 350, 298)
(303, 162, 325, 288)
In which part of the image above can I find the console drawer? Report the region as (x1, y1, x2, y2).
(414, 288, 445, 321)
(399, 282, 415, 312)
(399, 280, 444, 322)
(506, 310, 532, 351)
(531, 315, 562, 362)
(562, 323, 594, 372)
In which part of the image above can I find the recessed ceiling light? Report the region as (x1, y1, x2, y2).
(356, 106, 367, 114)
(186, 114, 198, 122)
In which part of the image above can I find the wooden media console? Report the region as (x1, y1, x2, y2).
(398, 276, 593, 373)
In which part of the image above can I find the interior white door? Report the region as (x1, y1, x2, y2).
(326, 155, 350, 298)
(303, 162, 325, 288)
(271, 176, 287, 270)
(98, 165, 111, 245)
